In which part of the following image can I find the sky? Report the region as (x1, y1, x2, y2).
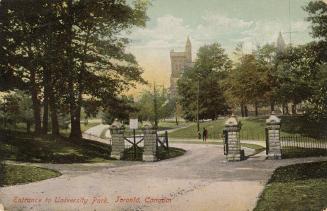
(126, 0, 319, 94)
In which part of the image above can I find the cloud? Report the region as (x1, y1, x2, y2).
(238, 20, 311, 52)
(129, 15, 191, 50)
(126, 13, 313, 91)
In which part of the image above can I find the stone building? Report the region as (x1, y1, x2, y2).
(276, 32, 286, 53)
(169, 37, 194, 96)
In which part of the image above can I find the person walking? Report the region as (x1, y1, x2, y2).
(202, 127, 208, 142)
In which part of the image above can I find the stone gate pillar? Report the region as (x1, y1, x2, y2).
(110, 119, 125, 160)
(143, 125, 157, 162)
(225, 115, 242, 161)
(266, 113, 282, 159)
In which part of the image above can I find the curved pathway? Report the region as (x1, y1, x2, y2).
(1, 144, 327, 211)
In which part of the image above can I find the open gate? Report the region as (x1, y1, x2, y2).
(223, 129, 228, 155)
(123, 129, 144, 160)
(122, 130, 169, 161)
(156, 131, 169, 156)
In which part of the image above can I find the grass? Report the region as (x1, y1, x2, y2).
(169, 116, 299, 140)
(157, 120, 192, 131)
(0, 132, 113, 164)
(121, 146, 186, 161)
(254, 161, 327, 211)
(0, 164, 61, 187)
(282, 148, 327, 159)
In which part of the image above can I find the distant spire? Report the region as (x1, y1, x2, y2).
(277, 32, 286, 53)
(186, 36, 191, 45)
(185, 36, 192, 62)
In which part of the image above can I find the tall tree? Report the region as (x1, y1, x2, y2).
(178, 43, 231, 120)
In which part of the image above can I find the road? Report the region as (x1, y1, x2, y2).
(1, 143, 327, 211)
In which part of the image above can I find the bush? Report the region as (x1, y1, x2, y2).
(281, 115, 327, 137)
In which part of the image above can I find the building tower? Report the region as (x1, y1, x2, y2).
(169, 37, 194, 96)
(185, 36, 192, 63)
(276, 32, 286, 53)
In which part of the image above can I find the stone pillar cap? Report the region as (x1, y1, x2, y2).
(225, 114, 239, 127)
(143, 121, 153, 129)
(110, 118, 123, 129)
(266, 113, 281, 124)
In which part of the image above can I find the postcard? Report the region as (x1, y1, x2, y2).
(0, 0, 327, 210)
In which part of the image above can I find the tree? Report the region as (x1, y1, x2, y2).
(274, 43, 321, 114)
(223, 53, 269, 116)
(0, 91, 33, 132)
(135, 85, 172, 127)
(177, 43, 231, 121)
(302, 1, 327, 121)
(0, 0, 149, 139)
(102, 96, 136, 125)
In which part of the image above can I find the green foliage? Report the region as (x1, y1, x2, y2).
(102, 96, 137, 125)
(275, 44, 320, 105)
(281, 115, 327, 137)
(0, 91, 33, 131)
(0, 0, 150, 137)
(305, 1, 327, 41)
(0, 164, 61, 187)
(135, 86, 173, 125)
(304, 64, 327, 122)
(255, 161, 327, 211)
(224, 53, 269, 108)
(177, 43, 231, 121)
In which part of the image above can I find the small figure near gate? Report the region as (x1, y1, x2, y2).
(202, 128, 208, 142)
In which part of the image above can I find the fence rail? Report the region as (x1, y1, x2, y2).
(280, 136, 327, 158)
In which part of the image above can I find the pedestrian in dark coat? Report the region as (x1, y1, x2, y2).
(203, 128, 208, 142)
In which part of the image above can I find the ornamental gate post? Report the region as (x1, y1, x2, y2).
(266, 112, 282, 159)
(142, 125, 157, 162)
(110, 119, 125, 160)
(224, 115, 242, 161)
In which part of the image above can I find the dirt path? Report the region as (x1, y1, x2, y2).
(1, 144, 326, 211)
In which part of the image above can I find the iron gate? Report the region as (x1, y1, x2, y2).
(223, 129, 228, 155)
(122, 130, 169, 161)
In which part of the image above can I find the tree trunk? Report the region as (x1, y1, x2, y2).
(70, 104, 81, 139)
(240, 104, 244, 117)
(254, 102, 258, 116)
(42, 97, 49, 134)
(66, 0, 81, 139)
(292, 103, 297, 115)
(26, 121, 31, 134)
(49, 89, 59, 136)
(244, 105, 248, 117)
(270, 101, 275, 113)
(30, 70, 42, 134)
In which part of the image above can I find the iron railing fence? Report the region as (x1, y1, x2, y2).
(281, 136, 327, 158)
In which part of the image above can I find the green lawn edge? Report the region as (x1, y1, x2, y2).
(0, 164, 61, 187)
(254, 161, 327, 211)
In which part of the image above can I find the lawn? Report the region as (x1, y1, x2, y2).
(0, 132, 113, 164)
(282, 148, 327, 159)
(169, 116, 299, 140)
(0, 164, 61, 187)
(254, 161, 327, 211)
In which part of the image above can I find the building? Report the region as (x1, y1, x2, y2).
(169, 37, 194, 96)
(276, 32, 286, 53)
